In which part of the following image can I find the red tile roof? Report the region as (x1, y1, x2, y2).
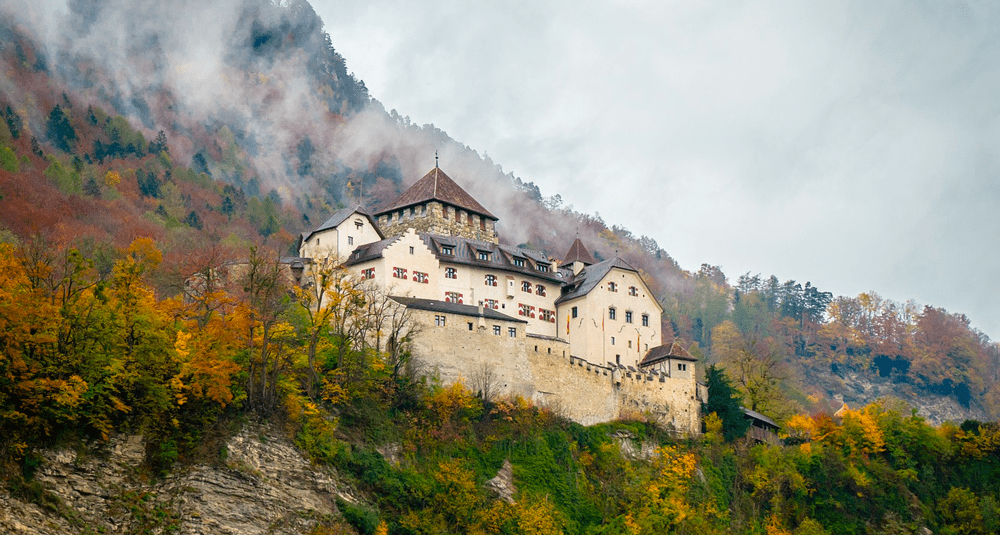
(375, 167, 497, 220)
(558, 238, 596, 267)
(639, 341, 697, 367)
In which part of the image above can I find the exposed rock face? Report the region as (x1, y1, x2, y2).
(810, 367, 989, 425)
(485, 460, 516, 504)
(0, 422, 348, 534)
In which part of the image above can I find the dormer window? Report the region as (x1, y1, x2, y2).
(538, 263, 549, 273)
(513, 257, 525, 268)
(441, 245, 454, 255)
(478, 251, 491, 261)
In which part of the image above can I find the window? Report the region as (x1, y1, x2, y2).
(508, 327, 517, 338)
(628, 340, 632, 348)
(628, 286, 638, 296)
(478, 251, 491, 261)
(317, 238, 320, 245)
(360, 268, 375, 279)
(616, 355, 621, 365)
(485, 274, 497, 286)
(518, 303, 535, 318)
(521, 281, 532, 292)
(571, 306, 578, 318)
(393, 267, 407, 279)
(539, 309, 555, 322)
(609, 307, 617, 320)
(678, 363, 687, 372)
(434, 315, 446, 327)
(538, 263, 549, 273)
(467, 322, 474, 331)
(413, 271, 429, 283)
(445, 267, 457, 279)
(441, 245, 454, 255)
(445, 292, 463, 304)
(513, 257, 525, 267)
(354, 219, 363, 230)
(641, 314, 649, 327)
(611, 336, 615, 345)
(409, 246, 414, 254)
(493, 325, 501, 336)
(625, 311, 633, 323)
(608, 282, 618, 292)
(535, 284, 546, 296)
(348, 236, 354, 245)
(483, 298, 499, 310)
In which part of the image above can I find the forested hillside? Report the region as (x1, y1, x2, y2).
(1, 0, 996, 424)
(1, 1, 1000, 532)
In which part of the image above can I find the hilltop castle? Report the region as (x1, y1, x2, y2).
(299, 166, 702, 434)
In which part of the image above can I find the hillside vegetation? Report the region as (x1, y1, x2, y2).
(0, 1, 999, 532)
(1, 237, 999, 534)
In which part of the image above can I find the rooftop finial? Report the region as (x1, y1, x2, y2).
(435, 150, 439, 168)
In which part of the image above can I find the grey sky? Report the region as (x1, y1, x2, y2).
(324, 2, 997, 337)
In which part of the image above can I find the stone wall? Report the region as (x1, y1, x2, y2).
(379, 202, 498, 244)
(409, 307, 701, 435)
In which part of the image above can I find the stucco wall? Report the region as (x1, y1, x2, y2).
(300, 210, 383, 263)
(556, 268, 662, 369)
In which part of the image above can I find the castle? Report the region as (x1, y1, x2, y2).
(299, 165, 702, 434)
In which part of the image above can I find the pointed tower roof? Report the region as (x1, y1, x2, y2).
(375, 167, 496, 220)
(558, 238, 596, 268)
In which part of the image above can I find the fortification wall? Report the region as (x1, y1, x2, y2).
(409, 312, 701, 435)
(380, 202, 498, 244)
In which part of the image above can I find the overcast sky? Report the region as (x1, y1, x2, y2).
(312, 1, 1000, 339)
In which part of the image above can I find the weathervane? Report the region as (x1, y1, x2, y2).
(435, 150, 439, 168)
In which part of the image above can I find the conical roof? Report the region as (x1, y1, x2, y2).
(375, 167, 496, 220)
(558, 238, 596, 268)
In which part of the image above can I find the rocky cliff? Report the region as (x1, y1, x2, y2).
(0, 422, 354, 534)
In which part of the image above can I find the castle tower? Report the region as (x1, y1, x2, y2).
(559, 237, 596, 275)
(374, 166, 499, 244)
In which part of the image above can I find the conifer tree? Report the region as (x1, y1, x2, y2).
(703, 364, 751, 442)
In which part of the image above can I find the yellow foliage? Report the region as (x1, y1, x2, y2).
(103, 170, 121, 187)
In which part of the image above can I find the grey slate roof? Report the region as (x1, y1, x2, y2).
(421, 235, 564, 283)
(554, 256, 639, 305)
(301, 205, 384, 243)
(344, 236, 401, 265)
(742, 407, 780, 430)
(390, 296, 527, 323)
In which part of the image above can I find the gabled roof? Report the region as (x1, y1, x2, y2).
(344, 236, 400, 265)
(422, 235, 564, 283)
(558, 238, 596, 268)
(742, 407, 779, 430)
(302, 205, 384, 243)
(554, 256, 647, 305)
(391, 296, 527, 323)
(375, 167, 497, 220)
(639, 341, 697, 367)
